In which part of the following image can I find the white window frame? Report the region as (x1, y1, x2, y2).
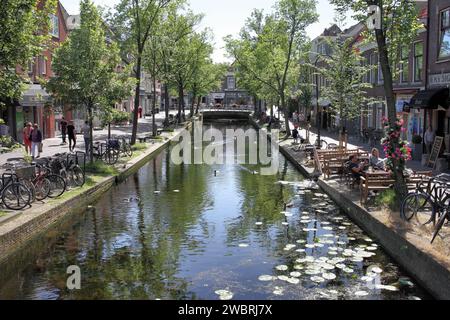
(39, 56, 46, 75)
(413, 41, 423, 82)
(439, 8, 450, 60)
(378, 57, 384, 84)
(367, 105, 374, 128)
(50, 14, 59, 38)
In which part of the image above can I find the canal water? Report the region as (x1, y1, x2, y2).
(0, 122, 430, 300)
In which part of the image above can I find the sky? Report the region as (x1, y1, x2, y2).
(60, 0, 356, 62)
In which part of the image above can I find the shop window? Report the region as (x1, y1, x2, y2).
(439, 9, 450, 60)
(413, 42, 423, 82)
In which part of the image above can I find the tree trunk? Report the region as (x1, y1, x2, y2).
(131, 54, 142, 145)
(374, 20, 408, 202)
(178, 81, 183, 122)
(196, 96, 201, 114)
(281, 95, 290, 137)
(108, 123, 111, 140)
(190, 93, 196, 118)
(88, 105, 94, 165)
(152, 74, 157, 137)
(164, 83, 169, 125)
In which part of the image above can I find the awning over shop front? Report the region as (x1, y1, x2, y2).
(410, 88, 449, 109)
(19, 84, 52, 107)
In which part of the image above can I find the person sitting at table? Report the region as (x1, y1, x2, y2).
(348, 155, 365, 185)
(369, 148, 386, 171)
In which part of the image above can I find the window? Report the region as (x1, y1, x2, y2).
(378, 57, 384, 84)
(227, 76, 235, 89)
(439, 9, 450, 59)
(367, 106, 374, 128)
(50, 14, 59, 38)
(376, 103, 384, 130)
(27, 59, 34, 76)
(39, 56, 46, 75)
(413, 42, 423, 82)
(400, 46, 409, 83)
(369, 53, 377, 84)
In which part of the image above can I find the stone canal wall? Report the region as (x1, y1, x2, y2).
(0, 123, 191, 263)
(249, 116, 450, 300)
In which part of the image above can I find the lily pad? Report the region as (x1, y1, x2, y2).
(311, 276, 325, 283)
(290, 271, 302, 278)
(355, 291, 369, 297)
(275, 265, 289, 271)
(258, 275, 275, 281)
(215, 290, 233, 300)
(238, 243, 249, 248)
(273, 287, 284, 296)
(286, 277, 300, 284)
(322, 273, 336, 280)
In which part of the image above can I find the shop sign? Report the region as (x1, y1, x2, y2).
(429, 73, 450, 87)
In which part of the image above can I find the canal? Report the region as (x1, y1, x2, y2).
(0, 122, 430, 300)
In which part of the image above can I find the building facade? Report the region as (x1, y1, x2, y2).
(207, 66, 253, 107)
(2, 1, 69, 143)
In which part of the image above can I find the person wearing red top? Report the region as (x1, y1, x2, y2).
(23, 122, 32, 155)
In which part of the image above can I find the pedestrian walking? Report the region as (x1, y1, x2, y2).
(29, 123, 42, 159)
(60, 117, 68, 144)
(82, 120, 91, 155)
(67, 120, 76, 152)
(23, 122, 32, 155)
(424, 126, 435, 155)
(292, 126, 299, 144)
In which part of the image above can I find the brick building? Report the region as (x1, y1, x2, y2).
(3, 1, 70, 143)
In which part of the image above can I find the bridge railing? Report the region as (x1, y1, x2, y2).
(199, 105, 255, 112)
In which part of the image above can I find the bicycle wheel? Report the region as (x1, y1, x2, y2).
(47, 174, 66, 198)
(401, 193, 435, 224)
(102, 148, 119, 165)
(2, 183, 31, 210)
(71, 166, 85, 187)
(124, 143, 133, 157)
(431, 209, 450, 244)
(20, 179, 36, 203)
(35, 177, 51, 201)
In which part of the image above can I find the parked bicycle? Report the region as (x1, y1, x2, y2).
(93, 141, 120, 165)
(0, 172, 32, 210)
(51, 153, 85, 189)
(400, 174, 450, 225)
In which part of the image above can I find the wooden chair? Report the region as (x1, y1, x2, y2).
(360, 172, 395, 204)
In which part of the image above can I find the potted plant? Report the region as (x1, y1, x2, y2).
(411, 135, 423, 161)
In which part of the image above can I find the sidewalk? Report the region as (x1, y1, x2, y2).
(271, 106, 448, 173)
(0, 112, 177, 164)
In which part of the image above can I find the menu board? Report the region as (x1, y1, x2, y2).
(427, 136, 444, 169)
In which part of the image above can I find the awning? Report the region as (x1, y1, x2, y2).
(410, 88, 449, 109)
(19, 84, 52, 107)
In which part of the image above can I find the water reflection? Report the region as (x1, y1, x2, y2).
(0, 123, 429, 300)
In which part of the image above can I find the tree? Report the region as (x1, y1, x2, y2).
(188, 62, 227, 115)
(0, 0, 56, 111)
(330, 0, 421, 201)
(144, 2, 201, 126)
(46, 0, 134, 163)
(317, 37, 372, 135)
(225, 0, 318, 137)
(110, 0, 172, 145)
